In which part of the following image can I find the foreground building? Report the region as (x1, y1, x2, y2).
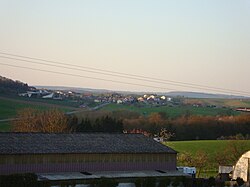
(233, 151, 250, 182)
(0, 133, 177, 175)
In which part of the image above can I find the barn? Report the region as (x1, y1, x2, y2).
(0, 133, 177, 175)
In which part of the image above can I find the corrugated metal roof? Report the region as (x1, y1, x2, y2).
(0, 133, 176, 154)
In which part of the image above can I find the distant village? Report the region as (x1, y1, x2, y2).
(18, 88, 177, 107)
(18, 88, 250, 113)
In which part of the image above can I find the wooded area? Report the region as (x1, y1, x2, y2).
(12, 108, 250, 140)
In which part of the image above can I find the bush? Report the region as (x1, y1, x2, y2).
(208, 177, 215, 187)
(96, 177, 118, 187)
(236, 177, 244, 186)
(134, 178, 143, 187)
(0, 173, 38, 187)
(143, 177, 156, 187)
(172, 177, 180, 187)
(158, 177, 171, 187)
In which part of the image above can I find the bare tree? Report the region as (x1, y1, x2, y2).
(178, 150, 208, 177)
(193, 151, 208, 177)
(215, 140, 248, 166)
(159, 128, 175, 141)
(12, 108, 39, 132)
(12, 108, 70, 133)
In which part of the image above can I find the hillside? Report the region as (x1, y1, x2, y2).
(0, 75, 34, 94)
(0, 96, 78, 132)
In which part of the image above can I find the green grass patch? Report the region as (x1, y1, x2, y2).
(0, 122, 12, 132)
(0, 96, 75, 132)
(165, 140, 250, 156)
(184, 98, 250, 108)
(165, 140, 250, 177)
(0, 98, 49, 120)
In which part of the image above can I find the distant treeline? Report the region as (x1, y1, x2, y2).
(0, 76, 33, 94)
(68, 111, 250, 140)
(123, 113, 250, 140)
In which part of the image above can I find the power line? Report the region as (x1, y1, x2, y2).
(2, 60, 250, 97)
(0, 62, 176, 91)
(0, 51, 248, 95)
(1, 55, 246, 95)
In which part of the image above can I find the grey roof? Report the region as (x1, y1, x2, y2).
(0, 133, 176, 155)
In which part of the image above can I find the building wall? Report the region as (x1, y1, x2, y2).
(0, 153, 176, 175)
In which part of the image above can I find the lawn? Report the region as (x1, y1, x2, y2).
(101, 103, 239, 118)
(165, 140, 250, 177)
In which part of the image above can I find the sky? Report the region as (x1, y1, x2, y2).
(0, 0, 249, 95)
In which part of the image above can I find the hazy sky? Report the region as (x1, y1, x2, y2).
(0, 0, 249, 94)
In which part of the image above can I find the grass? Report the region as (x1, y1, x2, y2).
(0, 96, 76, 131)
(184, 98, 250, 108)
(165, 140, 250, 177)
(101, 103, 239, 118)
(0, 98, 50, 120)
(0, 122, 12, 132)
(166, 140, 250, 157)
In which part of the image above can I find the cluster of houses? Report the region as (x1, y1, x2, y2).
(18, 89, 74, 100)
(18, 89, 175, 107)
(137, 94, 172, 104)
(94, 94, 173, 105)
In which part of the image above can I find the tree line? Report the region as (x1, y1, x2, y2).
(12, 108, 123, 133)
(123, 113, 250, 140)
(13, 108, 250, 140)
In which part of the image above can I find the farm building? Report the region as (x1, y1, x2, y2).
(0, 133, 177, 175)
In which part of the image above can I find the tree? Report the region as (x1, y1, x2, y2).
(178, 152, 193, 166)
(76, 118, 93, 132)
(12, 108, 38, 132)
(193, 151, 208, 177)
(12, 108, 70, 133)
(215, 140, 249, 166)
(159, 128, 175, 141)
(178, 151, 208, 177)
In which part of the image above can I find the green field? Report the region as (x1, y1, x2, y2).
(165, 140, 250, 177)
(184, 98, 250, 108)
(101, 103, 239, 118)
(0, 96, 77, 131)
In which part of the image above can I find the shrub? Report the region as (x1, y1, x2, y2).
(0, 173, 38, 187)
(158, 177, 171, 187)
(236, 177, 244, 186)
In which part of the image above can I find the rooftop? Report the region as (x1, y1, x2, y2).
(0, 133, 176, 155)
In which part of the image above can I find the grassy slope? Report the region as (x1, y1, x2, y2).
(184, 98, 250, 108)
(101, 103, 239, 117)
(0, 96, 77, 131)
(165, 140, 250, 177)
(0, 98, 48, 120)
(166, 140, 250, 155)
